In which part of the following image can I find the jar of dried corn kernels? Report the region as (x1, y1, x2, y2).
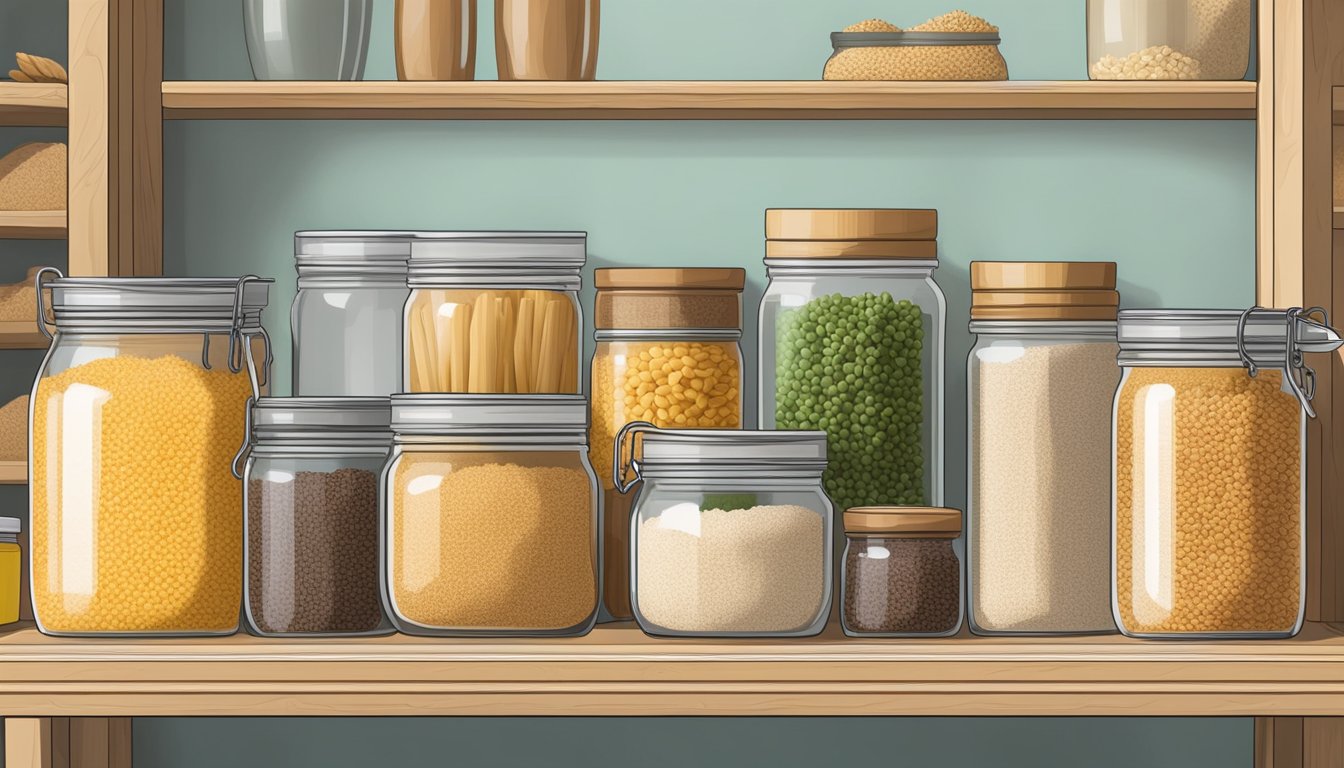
(29, 270, 272, 636)
(590, 267, 744, 621)
(1113, 309, 1342, 639)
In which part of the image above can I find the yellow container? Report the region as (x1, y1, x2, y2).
(0, 517, 19, 626)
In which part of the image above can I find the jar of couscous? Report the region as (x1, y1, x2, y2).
(0, 517, 19, 626)
(590, 267, 744, 620)
(616, 425, 833, 638)
(383, 394, 599, 636)
(404, 232, 585, 394)
(29, 271, 272, 636)
(1086, 0, 1252, 80)
(824, 11, 1007, 81)
(759, 208, 947, 511)
(1113, 308, 1341, 638)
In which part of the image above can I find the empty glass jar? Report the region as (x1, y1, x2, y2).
(1087, 0, 1252, 80)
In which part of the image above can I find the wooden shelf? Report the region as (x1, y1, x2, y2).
(1335, 206, 1343, 229)
(0, 460, 24, 484)
(2, 621, 1344, 716)
(0, 320, 47, 350)
(0, 210, 66, 239)
(0, 82, 67, 126)
(160, 80, 1258, 121)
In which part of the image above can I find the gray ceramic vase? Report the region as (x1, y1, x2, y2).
(243, 0, 373, 80)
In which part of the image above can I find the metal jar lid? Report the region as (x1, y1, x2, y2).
(0, 516, 18, 535)
(407, 232, 586, 290)
(614, 424, 828, 492)
(390, 394, 589, 437)
(251, 397, 392, 442)
(831, 31, 1002, 49)
(38, 270, 272, 333)
(294, 231, 413, 281)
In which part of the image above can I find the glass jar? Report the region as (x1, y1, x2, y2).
(384, 394, 598, 636)
(1113, 308, 1342, 638)
(824, 30, 1008, 81)
(292, 231, 410, 397)
(404, 232, 584, 394)
(242, 397, 393, 637)
(966, 261, 1119, 636)
(841, 506, 963, 637)
(759, 208, 946, 510)
(30, 271, 272, 636)
(0, 517, 18, 626)
(617, 425, 833, 637)
(590, 267, 745, 620)
(1086, 0, 1252, 81)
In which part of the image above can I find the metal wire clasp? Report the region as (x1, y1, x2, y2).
(1239, 305, 1333, 418)
(613, 421, 659, 494)
(33, 266, 62, 340)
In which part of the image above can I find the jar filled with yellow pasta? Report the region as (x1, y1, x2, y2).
(29, 270, 272, 636)
(404, 232, 584, 394)
(590, 268, 744, 620)
(1113, 308, 1341, 639)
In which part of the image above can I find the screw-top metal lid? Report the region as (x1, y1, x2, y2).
(831, 31, 1002, 49)
(294, 231, 413, 279)
(0, 516, 18, 535)
(390, 394, 589, 435)
(614, 424, 828, 493)
(252, 397, 392, 434)
(40, 271, 272, 333)
(844, 506, 962, 535)
(766, 209, 938, 242)
(406, 232, 586, 289)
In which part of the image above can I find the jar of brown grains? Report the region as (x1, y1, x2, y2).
(840, 506, 963, 637)
(1113, 308, 1342, 638)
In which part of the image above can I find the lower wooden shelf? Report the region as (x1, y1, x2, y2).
(2, 621, 1344, 716)
(0, 320, 48, 350)
(0, 211, 66, 239)
(0, 460, 24, 484)
(1334, 206, 1343, 229)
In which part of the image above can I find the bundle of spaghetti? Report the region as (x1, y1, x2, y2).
(409, 289, 578, 393)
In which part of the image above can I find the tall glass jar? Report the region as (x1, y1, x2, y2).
(383, 394, 598, 636)
(243, 397, 393, 637)
(590, 267, 744, 620)
(292, 231, 410, 397)
(759, 208, 946, 511)
(966, 261, 1119, 636)
(29, 271, 272, 636)
(404, 232, 585, 394)
(1086, 0, 1252, 81)
(616, 425, 833, 638)
(1113, 308, 1341, 638)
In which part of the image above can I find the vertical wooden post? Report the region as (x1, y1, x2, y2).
(5, 718, 69, 768)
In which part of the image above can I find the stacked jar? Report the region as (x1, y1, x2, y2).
(841, 506, 963, 637)
(1113, 308, 1341, 638)
(759, 208, 946, 515)
(966, 262, 1119, 635)
(590, 268, 744, 619)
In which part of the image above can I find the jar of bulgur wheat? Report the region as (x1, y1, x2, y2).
(824, 31, 1007, 81)
(1113, 308, 1342, 638)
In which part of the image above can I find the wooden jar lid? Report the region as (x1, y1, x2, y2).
(594, 268, 745, 291)
(594, 268, 744, 330)
(972, 290, 1120, 308)
(843, 506, 962, 535)
(765, 239, 938, 260)
(970, 261, 1116, 291)
(766, 208, 938, 242)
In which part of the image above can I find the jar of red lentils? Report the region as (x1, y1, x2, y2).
(29, 271, 272, 636)
(590, 267, 745, 620)
(1113, 308, 1342, 639)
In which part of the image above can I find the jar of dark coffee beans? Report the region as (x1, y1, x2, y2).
(841, 506, 963, 637)
(241, 397, 394, 637)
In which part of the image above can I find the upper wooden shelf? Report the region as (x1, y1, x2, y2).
(0, 459, 24, 483)
(0, 210, 66, 239)
(161, 80, 1258, 121)
(0, 82, 67, 126)
(2, 621, 1344, 717)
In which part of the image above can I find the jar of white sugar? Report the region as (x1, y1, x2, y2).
(966, 262, 1120, 636)
(1086, 0, 1252, 80)
(614, 425, 832, 637)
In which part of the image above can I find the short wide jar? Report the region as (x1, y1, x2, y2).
(841, 506, 963, 637)
(0, 517, 19, 626)
(1087, 0, 1251, 80)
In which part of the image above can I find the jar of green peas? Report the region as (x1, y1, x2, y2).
(758, 209, 946, 514)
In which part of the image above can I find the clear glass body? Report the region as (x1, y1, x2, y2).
(0, 539, 18, 626)
(384, 445, 599, 635)
(966, 324, 1119, 635)
(243, 0, 372, 80)
(1086, 0, 1252, 80)
(404, 288, 581, 394)
(31, 333, 261, 636)
(841, 533, 963, 637)
(759, 260, 946, 510)
(590, 336, 743, 619)
(293, 279, 407, 396)
(1113, 365, 1305, 638)
(630, 476, 833, 637)
(245, 451, 392, 637)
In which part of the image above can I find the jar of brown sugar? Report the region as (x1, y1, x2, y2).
(590, 267, 745, 620)
(841, 506, 963, 637)
(1114, 308, 1342, 638)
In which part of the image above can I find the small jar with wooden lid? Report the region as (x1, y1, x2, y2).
(966, 261, 1119, 636)
(759, 208, 946, 513)
(840, 506, 964, 637)
(590, 267, 745, 620)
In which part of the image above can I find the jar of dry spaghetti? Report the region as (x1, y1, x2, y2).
(1113, 309, 1342, 638)
(824, 12, 1007, 81)
(590, 267, 745, 620)
(403, 232, 585, 394)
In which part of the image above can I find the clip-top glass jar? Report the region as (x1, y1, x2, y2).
(404, 232, 584, 394)
(384, 394, 599, 636)
(242, 397, 393, 637)
(759, 208, 946, 510)
(292, 231, 410, 396)
(841, 506, 964, 637)
(1, 517, 18, 626)
(30, 270, 272, 636)
(967, 262, 1119, 636)
(616, 425, 833, 637)
(1113, 308, 1342, 638)
(1086, 0, 1252, 81)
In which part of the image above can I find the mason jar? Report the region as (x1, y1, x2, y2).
(242, 397, 393, 637)
(29, 270, 272, 636)
(616, 425, 833, 637)
(383, 394, 599, 636)
(292, 231, 410, 397)
(404, 232, 585, 394)
(1086, 0, 1252, 81)
(1113, 308, 1342, 638)
(759, 208, 946, 510)
(840, 506, 964, 637)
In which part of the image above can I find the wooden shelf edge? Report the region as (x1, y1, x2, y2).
(0, 320, 47, 350)
(161, 80, 1259, 121)
(1334, 206, 1344, 229)
(0, 82, 67, 126)
(0, 459, 25, 483)
(0, 210, 66, 239)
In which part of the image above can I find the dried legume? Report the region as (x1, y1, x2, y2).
(1091, 45, 1202, 80)
(843, 536, 960, 635)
